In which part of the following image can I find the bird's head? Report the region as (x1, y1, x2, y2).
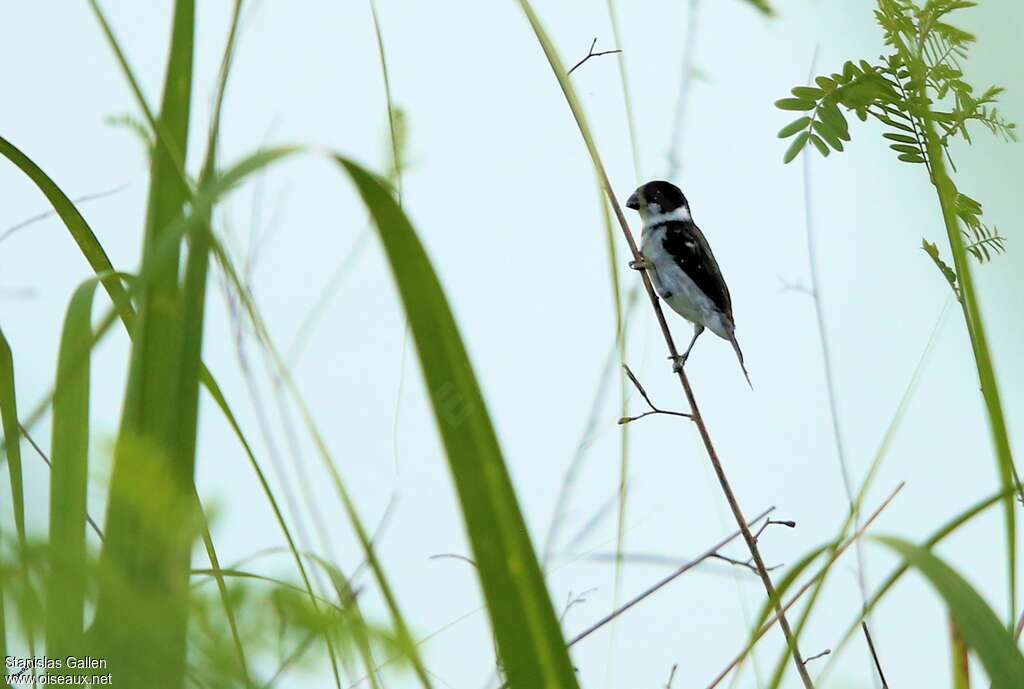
(626, 180, 690, 223)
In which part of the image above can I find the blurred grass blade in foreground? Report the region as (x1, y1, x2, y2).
(91, 2, 198, 686)
(336, 157, 581, 689)
(877, 537, 1024, 687)
(46, 277, 102, 677)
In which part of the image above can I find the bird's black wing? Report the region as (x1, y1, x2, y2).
(660, 220, 734, 320)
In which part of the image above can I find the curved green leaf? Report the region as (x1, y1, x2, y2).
(876, 537, 1024, 688)
(46, 277, 101, 669)
(0, 328, 25, 545)
(335, 156, 579, 689)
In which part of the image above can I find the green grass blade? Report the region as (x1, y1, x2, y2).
(0, 327, 28, 682)
(0, 328, 26, 545)
(45, 278, 101, 670)
(335, 156, 580, 689)
(876, 537, 1024, 687)
(91, 3, 196, 687)
(922, 114, 1019, 626)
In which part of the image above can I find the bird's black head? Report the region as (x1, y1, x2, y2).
(625, 181, 689, 220)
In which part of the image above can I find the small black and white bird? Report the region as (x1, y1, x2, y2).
(625, 180, 751, 386)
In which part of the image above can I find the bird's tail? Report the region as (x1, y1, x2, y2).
(729, 333, 753, 390)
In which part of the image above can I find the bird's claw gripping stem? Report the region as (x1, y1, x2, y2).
(629, 257, 651, 271)
(668, 354, 688, 374)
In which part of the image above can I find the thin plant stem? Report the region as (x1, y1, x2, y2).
(666, 0, 700, 180)
(605, 0, 641, 181)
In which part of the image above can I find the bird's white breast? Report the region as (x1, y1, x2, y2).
(640, 224, 732, 339)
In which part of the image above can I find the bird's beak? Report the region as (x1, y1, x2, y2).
(625, 191, 639, 210)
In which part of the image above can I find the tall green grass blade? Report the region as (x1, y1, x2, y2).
(46, 277, 101, 673)
(0, 328, 26, 546)
(0, 327, 26, 683)
(921, 113, 1019, 626)
(877, 537, 1024, 687)
(92, 2, 196, 686)
(335, 156, 580, 688)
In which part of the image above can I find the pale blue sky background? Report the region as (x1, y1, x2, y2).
(2, 1, 1023, 687)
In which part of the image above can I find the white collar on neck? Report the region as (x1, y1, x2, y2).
(642, 205, 691, 227)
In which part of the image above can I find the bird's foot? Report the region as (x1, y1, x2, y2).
(668, 354, 689, 374)
(628, 257, 651, 271)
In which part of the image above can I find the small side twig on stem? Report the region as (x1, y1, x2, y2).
(560, 588, 598, 623)
(618, 364, 692, 424)
(802, 649, 831, 665)
(567, 37, 622, 75)
(754, 518, 796, 541)
(663, 664, 678, 688)
(709, 553, 783, 575)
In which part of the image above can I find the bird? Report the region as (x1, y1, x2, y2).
(625, 180, 751, 387)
